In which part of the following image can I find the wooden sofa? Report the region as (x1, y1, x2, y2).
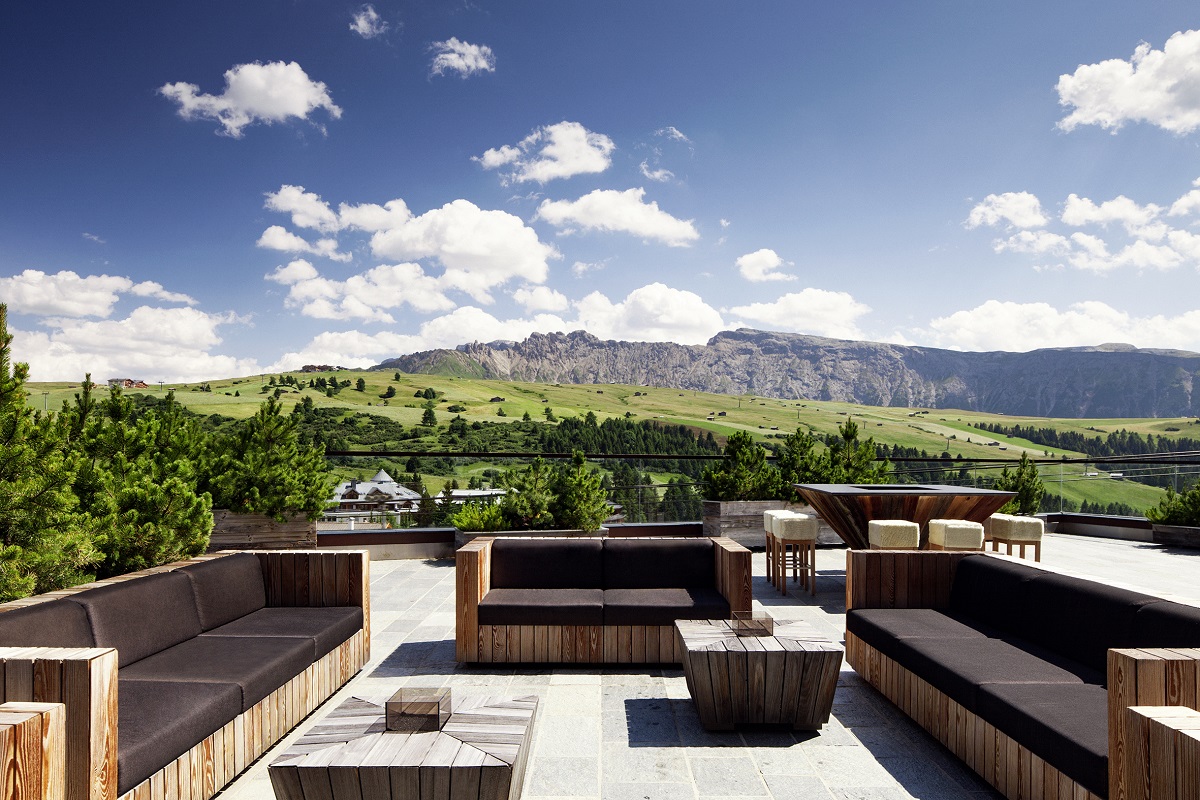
(0, 549, 370, 800)
(456, 536, 751, 663)
(844, 550, 1200, 799)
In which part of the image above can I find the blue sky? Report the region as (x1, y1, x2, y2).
(4, 1, 1200, 382)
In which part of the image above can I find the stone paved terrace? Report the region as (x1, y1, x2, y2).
(220, 534, 1200, 800)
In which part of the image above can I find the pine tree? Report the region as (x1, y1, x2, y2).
(994, 453, 1045, 515)
(0, 305, 96, 599)
(550, 451, 610, 531)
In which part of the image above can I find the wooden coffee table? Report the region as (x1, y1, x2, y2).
(269, 693, 538, 800)
(675, 618, 842, 731)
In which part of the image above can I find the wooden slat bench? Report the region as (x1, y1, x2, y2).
(0, 549, 370, 800)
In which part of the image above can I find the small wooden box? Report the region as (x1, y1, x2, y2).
(386, 687, 452, 732)
(732, 611, 774, 637)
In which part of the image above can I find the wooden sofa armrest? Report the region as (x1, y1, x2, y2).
(711, 537, 751, 615)
(0, 701, 66, 800)
(255, 550, 371, 657)
(1108, 647, 1200, 800)
(455, 538, 494, 662)
(1122, 705, 1200, 799)
(845, 550, 975, 611)
(0, 647, 117, 800)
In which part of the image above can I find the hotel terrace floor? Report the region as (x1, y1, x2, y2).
(220, 534, 1200, 800)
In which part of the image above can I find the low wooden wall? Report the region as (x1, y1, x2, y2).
(208, 510, 317, 551)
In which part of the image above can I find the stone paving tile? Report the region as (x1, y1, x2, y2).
(601, 743, 691, 783)
(537, 715, 603, 757)
(601, 782, 696, 800)
(763, 774, 834, 800)
(527, 756, 602, 797)
(688, 755, 770, 796)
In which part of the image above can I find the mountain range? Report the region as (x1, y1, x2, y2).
(375, 329, 1200, 419)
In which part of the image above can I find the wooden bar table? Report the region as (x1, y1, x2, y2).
(675, 618, 842, 731)
(269, 692, 538, 800)
(793, 484, 1015, 550)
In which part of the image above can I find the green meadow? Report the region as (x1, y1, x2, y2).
(28, 370, 1195, 513)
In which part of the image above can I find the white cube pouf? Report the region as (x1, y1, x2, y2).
(987, 514, 1044, 561)
(867, 520, 920, 550)
(927, 519, 985, 551)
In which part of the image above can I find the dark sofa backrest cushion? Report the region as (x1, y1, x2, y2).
(947, 555, 1045, 634)
(1021, 572, 1158, 676)
(69, 571, 203, 667)
(0, 600, 95, 647)
(1130, 600, 1200, 649)
(603, 538, 714, 589)
(179, 554, 268, 631)
(490, 538, 605, 589)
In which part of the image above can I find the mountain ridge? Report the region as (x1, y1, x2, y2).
(374, 328, 1200, 418)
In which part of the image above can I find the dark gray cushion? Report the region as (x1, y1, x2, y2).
(977, 682, 1109, 797)
(602, 538, 714, 589)
(1021, 572, 1158, 676)
(603, 588, 730, 626)
(117, 678, 241, 795)
(68, 572, 202, 667)
(0, 600, 95, 647)
(119, 635, 312, 711)
(882, 636, 1086, 712)
(947, 555, 1044, 636)
(489, 539, 605, 589)
(847, 608, 990, 648)
(478, 588, 604, 626)
(179, 554, 267, 630)
(201, 606, 363, 659)
(1130, 600, 1200, 649)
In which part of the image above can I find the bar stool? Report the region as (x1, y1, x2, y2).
(987, 514, 1044, 561)
(867, 520, 920, 550)
(763, 510, 791, 589)
(774, 513, 819, 596)
(927, 519, 985, 551)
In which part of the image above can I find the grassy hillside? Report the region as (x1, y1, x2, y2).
(29, 370, 1196, 513)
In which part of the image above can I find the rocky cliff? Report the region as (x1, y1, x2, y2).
(375, 329, 1200, 418)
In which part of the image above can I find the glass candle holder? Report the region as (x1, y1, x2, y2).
(386, 687, 452, 732)
(732, 611, 774, 637)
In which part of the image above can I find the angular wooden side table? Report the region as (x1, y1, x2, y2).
(269, 692, 538, 800)
(675, 618, 842, 731)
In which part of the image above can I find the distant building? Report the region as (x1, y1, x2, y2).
(107, 378, 149, 389)
(328, 470, 422, 517)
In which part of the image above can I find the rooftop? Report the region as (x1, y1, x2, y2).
(219, 534, 1200, 800)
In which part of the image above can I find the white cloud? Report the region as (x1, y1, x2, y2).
(512, 286, 570, 312)
(1057, 30, 1200, 134)
(1061, 193, 1164, 238)
(995, 230, 1072, 257)
(370, 199, 557, 303)
(256, 225, 351, 262)
(719, 219, 731, 228)
(639, 161, 674, 182)
(130, 281, 197, 305)
(10, 307, 259, 383)
(267, 307, 571, 371)
(82, 232, 105, 244)
(430, 38, 495, 78)
(734, 248, 795, 282)
(338, 200, 413, 232)
(264, 185, 341, 233)
(728, 290, 871, 340)
(571, 260, 605, 277)
(1168, 179, 1200, 217)
(350, 5, 388, 38)
(0, 269, 194, 317)
(966, 192, 1048, 229)
(574, 283, 723, 344)
(159, 61, 342, 138)
(536, 188, 700, 247)
(476, 121, 615, 184)
(655, 126, 691, 143)
(266, 259, 454, 322)
(923, 299, 1200, 352)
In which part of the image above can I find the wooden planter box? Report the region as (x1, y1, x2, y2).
(209, 509, 317, 551)
(1151, 523, 1200, 549)
(701, 500, 840, 550)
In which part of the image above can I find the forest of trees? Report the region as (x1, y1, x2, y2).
(0, 305, 331, 601)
